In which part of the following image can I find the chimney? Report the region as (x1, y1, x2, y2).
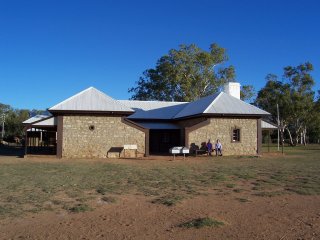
(224, 82, 241, 99)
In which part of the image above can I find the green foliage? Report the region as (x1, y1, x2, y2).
(255, 62, 317, 145)
(0, 102, 43, 139)
(96, 185, 108, 195)
(151, 194, 184, 206)
(129, 43, 236, 102)
(240, 85, 255, 102)
(179, 217, 224, 229)
(4, 109, 30, 138)
(67, 203, 91, 213)
(307, 91, 320, 143)
(226, 183, 235, 188)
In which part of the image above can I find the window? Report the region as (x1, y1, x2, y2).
(232, 128, 240, 142)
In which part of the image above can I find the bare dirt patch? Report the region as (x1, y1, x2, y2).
(0, 193, 319, 240)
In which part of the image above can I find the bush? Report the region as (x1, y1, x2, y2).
(179, 217, 224, 229)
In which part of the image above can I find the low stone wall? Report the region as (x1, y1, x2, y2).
(188, 118, 258, 155)
(62, 116, 145, 158)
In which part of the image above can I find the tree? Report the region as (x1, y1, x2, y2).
(5, 109, 30, 138)
(129, 43, 236, 102)
(255, 62, 316, 145)
(240, 85, 255, 102)
(0, 103, 12, 139)
(0, 103, 11, 115)
(307, 91, 320, 143)
(0, 102, 43, 140)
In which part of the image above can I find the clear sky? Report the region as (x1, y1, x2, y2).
(1, 0, 319, 110)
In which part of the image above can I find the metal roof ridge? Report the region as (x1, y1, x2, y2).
(119, 99, 189, 104)
(48, 87, 134, 112)
(172, 101, 194, 119)
(48, 87, 102, 110)
(203, 92, 223, 114)
(220, 92, 270, 114)
(172, 93, 220, 119)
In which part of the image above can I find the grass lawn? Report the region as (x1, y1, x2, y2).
(0, 144, 319, 218)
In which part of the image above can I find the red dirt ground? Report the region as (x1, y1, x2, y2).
(1, 193, 319, 240)
(0, 153, 320, 239)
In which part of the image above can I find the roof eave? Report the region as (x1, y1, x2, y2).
(203, 113, 271, 117)
(126, 117, 174, 121)
(49, 110, 134, 116)
(173, 112, 271, 120)
(23, 116, 54, 126)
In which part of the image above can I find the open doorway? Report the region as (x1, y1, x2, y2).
(149, 129, 181, 154)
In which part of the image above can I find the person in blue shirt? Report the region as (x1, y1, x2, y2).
(215, 139, 223, 156)
(207, 139, 213, 156)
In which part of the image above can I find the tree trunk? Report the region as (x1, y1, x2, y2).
(303, 127, 307, 146)
(285, 127, 294, 146)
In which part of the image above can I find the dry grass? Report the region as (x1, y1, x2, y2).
(0, 144, 319, 218)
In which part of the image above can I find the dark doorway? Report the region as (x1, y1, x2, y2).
(149, 129, 181, 154)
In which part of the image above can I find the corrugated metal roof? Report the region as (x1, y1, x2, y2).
(33, 117, 57, 126)
(119, 100, 188, 119)
(204, 92, 270, 115)
(49, 87, 134, 112)
(173, 93, 220, 119)
(174, 92, 270, 118)
(23, 114, 51, 124)
(262, 120, 278, 129)
(46, 87, 269, 118)
(135, 122, 181, 129)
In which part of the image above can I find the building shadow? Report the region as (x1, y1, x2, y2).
(0, 145, 24, 158)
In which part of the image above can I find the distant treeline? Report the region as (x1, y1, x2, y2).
(0, 103, 44, 141)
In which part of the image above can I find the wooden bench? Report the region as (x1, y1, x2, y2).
(107, 147, 124, 158)
(195, 149, 208, 156)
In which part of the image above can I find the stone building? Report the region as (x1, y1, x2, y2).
(23, 83, 271, 158)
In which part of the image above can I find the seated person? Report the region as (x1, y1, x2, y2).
(215, 139, 223, 156)
(207, 139, 213, 156)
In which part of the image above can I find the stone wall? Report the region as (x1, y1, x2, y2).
(188, 118, 258, 155)
(62, 116, 145, 158)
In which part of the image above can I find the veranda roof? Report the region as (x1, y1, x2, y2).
(23, 114, 51, 124)
(33, 117, 57, 127)
(261, 120, 278, 129)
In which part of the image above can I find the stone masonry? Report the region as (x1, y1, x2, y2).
(62, 115, 145, 158)
(187, 118, 258, 155)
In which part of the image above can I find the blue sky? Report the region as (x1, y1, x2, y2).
(0, 0, 319, 110)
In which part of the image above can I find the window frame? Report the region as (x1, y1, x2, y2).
(231, 127, 241, 143)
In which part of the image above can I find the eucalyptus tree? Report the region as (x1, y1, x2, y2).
(255, 62, 316, 145)
(129, 43, 236, 102)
